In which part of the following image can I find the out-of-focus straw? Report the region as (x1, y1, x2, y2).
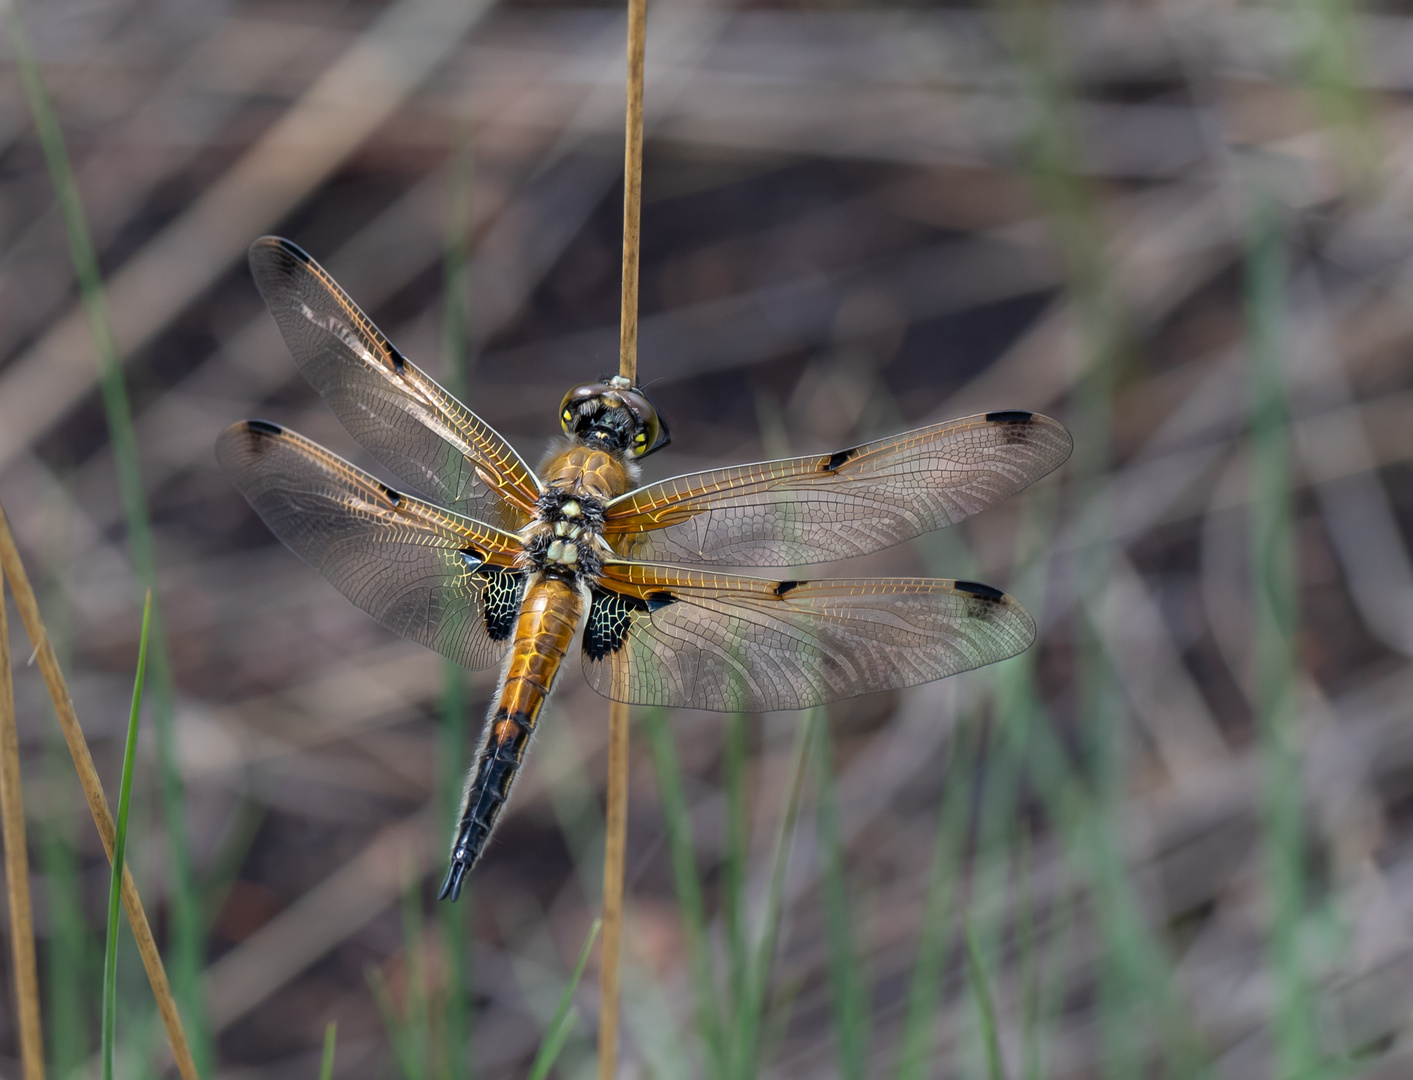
(0, 559, 44, 1080)
(0, 502, 201, 1080)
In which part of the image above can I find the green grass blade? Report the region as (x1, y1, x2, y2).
(1286, 0, 1379, 184)
(368, 964, 427, 1080)
(2, 9, 209, 1066)
(319, 1022, 338, 1080)
(34, 531, 94, 1079)
(525, 918, 602, 1080)
(965, 919, 1007, 1080)
(892, 722, 977, 1080)
(402, 878, 431, 1080)
(43, 739, 92, 1079)
(723, 712, 749, 1023)
(643, 708, 725, 1075)
(1246, 193, 1320, 1078)
(101, 591, 151, 1080)
(814, 720, 868, 1080)
(1016, 830, 1041, 1080)
(729, 710, 815, 1080)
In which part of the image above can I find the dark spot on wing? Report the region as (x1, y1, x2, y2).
(381, 483, 401, 505)
(388, 344, 408, 373)
(245, 419, 283, 436)
(459, 547, 484, 570)
(985, 410, 1034, 424)
(824, 446, 860, 472)
(774, 580, 802, 598)
(954, 580, 1006, 602)
(583, 589, 649, 660)
(482, 571, 522, 641)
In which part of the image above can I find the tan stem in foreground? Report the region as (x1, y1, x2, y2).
(0, 566, 44, 1080)
(0, 502, 200, 1080)
(600, 0, 648, 1073)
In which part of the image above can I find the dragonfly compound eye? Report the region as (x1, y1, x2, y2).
(559, 382, 609, 436)
(615, 386, 670, 458)
(558, 380, 671, 458)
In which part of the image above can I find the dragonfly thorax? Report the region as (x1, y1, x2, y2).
(522, 487, 608, 581)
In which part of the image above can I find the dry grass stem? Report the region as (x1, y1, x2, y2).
(0, 501, 199, 1080)
(616, 0, 648, 387)
(0, 564, 43, 1080)
(599, 0, 649, 1074)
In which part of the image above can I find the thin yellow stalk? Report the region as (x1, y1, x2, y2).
(0, 501, 200, 1080)
(598, 0, 648, 1075)
(0, 564, 44, 1080)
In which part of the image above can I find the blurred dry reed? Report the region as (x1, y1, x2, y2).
(0, 552, 43, 1080)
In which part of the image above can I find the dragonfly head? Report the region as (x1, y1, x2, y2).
(559, 376, 671, 459)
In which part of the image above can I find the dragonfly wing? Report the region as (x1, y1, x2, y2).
(217, 420, 525, 671)
(249, 236, 541, 530)
(603, 411, 1071, 566)
(581, 562, 1035, 712)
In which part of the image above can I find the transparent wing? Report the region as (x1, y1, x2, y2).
(603, 411, 1071, 566)
(217, 420, 525, 671)
(249, 236, 542, 530)
(581, 561, 1035, 712)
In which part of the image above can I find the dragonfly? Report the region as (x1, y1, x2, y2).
(218, 236, 1073, 901)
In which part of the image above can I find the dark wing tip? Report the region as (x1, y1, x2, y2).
(248, 237, 315, 303)
(953, 579, 1038, 651)
(215, 419, 281, 471)
(953, 579, 1007, 602)
(249, 235, 312, 265)
(983, 410, 1075, 468)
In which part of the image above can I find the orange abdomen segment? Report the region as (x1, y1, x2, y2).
(439, 576, 585, 900)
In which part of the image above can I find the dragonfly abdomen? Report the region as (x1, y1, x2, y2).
(439, 575, 587, 901)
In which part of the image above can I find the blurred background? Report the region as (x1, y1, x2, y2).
(3, 0, 1413, 1076)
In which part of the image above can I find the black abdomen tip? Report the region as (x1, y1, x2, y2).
(985, 410, 1034, 423)
(438, 862, 469, 902)
(954, 580, 1006, 602)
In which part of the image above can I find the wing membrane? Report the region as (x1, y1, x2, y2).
(603, 411, 1071, 566)
(582, 561, 1035, 712)
(249, 236, 541, 530)
(217, 420, 524, 671)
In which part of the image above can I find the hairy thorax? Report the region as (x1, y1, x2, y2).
(521, 440, 638, 582)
